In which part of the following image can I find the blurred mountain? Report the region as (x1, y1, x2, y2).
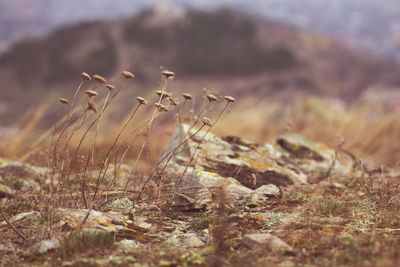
(1, 8, 399, 108)
(1, 0, 400, 59)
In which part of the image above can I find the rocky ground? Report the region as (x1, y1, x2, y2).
(1, 125, 400, 266)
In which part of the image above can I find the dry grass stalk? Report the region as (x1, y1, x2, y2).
(224, 96, 235, 103)
(155, 90, 172, 99)
(155, 103, 169, 112)
(137, 123, 208, 200)
(175, 98, 235, 188)
(210, 186, 228, 264)
(168, 97, 179, 107)
(201, 117, 213, 127)
(59, 98, 69, 104)
(121, 71, 135, 79)
(85, 90, 98, 97)
(87, 99, 98, 113)
(137, 96, 148, 105)
(92, 74, 107, 84)
(161, 70, 175, 80)
(205, 94, 218, 102)
(81, 72, 91, 80)
(0, 206, 28, 241)
(182, 93, 193, 100)
(105, 84, 116, 91)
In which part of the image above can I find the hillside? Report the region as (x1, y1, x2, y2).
(1, 9, 399, 109)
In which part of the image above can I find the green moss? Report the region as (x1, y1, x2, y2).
(190, 213, 212, 231)
(309, 197, 350, 217)
(58, 230, 115, 258)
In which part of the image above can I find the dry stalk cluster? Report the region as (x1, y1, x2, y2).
(42, 69, 235, 237)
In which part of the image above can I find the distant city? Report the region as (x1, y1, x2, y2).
(1, 0, 400, 59)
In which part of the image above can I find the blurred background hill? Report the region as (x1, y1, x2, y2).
(1, 5, 400, 104)
(1, 0, 400, 58)
(1, 0, 400, 167)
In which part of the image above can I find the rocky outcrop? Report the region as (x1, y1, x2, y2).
(157, 124, 356, 205)
(242, 233, 293, 253)
(0, 157, 49, 197)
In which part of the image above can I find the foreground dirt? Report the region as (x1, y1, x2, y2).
(1, 173, 400, 266)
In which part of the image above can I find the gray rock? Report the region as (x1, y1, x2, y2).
(242, 233, 292, 253)
(331, 182, 346, 190)
(183, 234, 205, 247)
(157, 124, 356, 205)
(58, 208, 125, 232)
(106, 198, 134, 212)
(0, 211, 40, 226)
(0, 157, 48, 193)
(0, 183, 13, 198)
(23, 239, 60, 257)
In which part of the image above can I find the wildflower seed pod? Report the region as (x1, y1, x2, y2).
(161, 70, 175, 80)
(182, 93, 192, 100)
(92, 74, 107, 84)
(155, 103, 169, 112)
(87, 98, 98, 113)
(205, 94, 218, 102)
(137, 96, 148, 105)
(59, 98, 69, 104)
(85, 90, 98, 97)
(105, 84, 116, 91)
(81, 72, 91, 80)
(168, 97, 179, 107)
(155, 90, 172, 99)
(224, 96, 235, 103)
(201, 117, 213, 127)
(121, 71, 135, 79)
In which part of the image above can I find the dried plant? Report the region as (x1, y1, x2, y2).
(92, 74, 107, 84)
(59, 98, 69, 104)
(85, 90, 98, 97)
(121, 70, 135, 79)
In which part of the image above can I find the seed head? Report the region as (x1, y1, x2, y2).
(121, 71, 135, 79)
(161, 70, 175, 80)
(182, 93, 192, 100)
(155, 90, 172, 99)
(201, 117, 213, 127)
(81, 72, 91, 80)
(205, 94, 218, 102)
(93, 74, 107, 84)
(168, 97, 179, 107)
(85, 90, 98, 97)
(105, 84, 116, 91)
(155, 103, 169, 112)
(87, 98, 98, 113)
(59, 98, 69, 104)
(137, 96, 148, 105)
(224, 96, 236, 103)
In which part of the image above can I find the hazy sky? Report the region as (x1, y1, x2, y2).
(1, 0, 399, 57)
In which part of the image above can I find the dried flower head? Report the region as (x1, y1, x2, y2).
(168, 97, 179, 107)
(93, 74, 107, 84)
(105, 84, 116, 91)
(155, 90, 172, 99)
(205, 94, 218, 102)
(137, 96, 148, 105)
(85, 90, 98, 97)
(182, 93, 192, 100)
(59, 98, 69, 104)
(161, 70, 175, 80)
(224, 96, 236, 103)
(81, 72, 91, 80)
(155, 103, 169, 112)
(87, 98, 98, 113)
(201, 117, 213, 127)
(121, 71, 135, 79)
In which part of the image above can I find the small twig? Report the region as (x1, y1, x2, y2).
(0, 207, 28, 241)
